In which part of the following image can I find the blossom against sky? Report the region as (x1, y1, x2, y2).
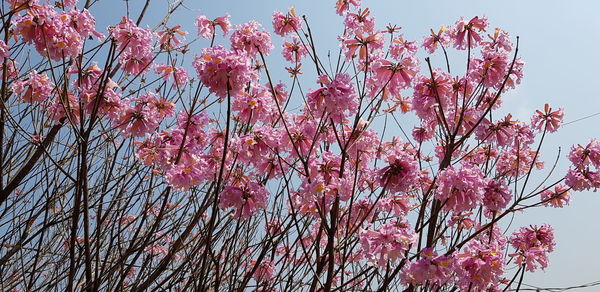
(92, 0, 600, 288)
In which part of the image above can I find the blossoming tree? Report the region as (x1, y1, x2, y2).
(0, 0, 597, 291)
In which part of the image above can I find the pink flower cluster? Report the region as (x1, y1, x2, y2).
(195, 14, 231, 39)
(109, 17, 154, 75)
(155, 64, 189, 87)
(401, 248, 454, 287)
(11, 70, 53, 103)
(344, 8, 375, 36)
(422, 27, 450, 54)
(359, 220, 416, 267)
(230, 21, 273, 58)
(306, 73, 358, 122)
(13, 4, 102, 60)
(232, 85, 276, 124)
(272, 8, 301, 36)
(509, 224, 555, 271)
(0, 41, 9, 60)
(371, 56, 418, 98)
(219, 181, 269, 220)
(389, 35, 418, 61)
(232, 125, 281, 175)
(192, 45, 258, 98)
(531, 104, 564, 133)
(566, 139, 600, 190)
(6, 0, 591, 288)
(157, 25, 187, 51)
(540, 184, 570, 208)
(435, 164, 486, 213)
(281, 36, 308, 63)
(454, 240, 506, 290)
(335, 0, 361, 15)
(482, 180, 511, 213)
(135, 112, 213, 191)
(117, 92, 174, 137)
(377, 148, 419, 193)
(63, 63, 123, 123)
(451, 16, 488, 50)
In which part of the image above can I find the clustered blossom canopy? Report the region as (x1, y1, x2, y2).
(0, 0, 598, 291)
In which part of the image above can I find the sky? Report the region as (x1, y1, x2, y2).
(94, 0, 600, 288)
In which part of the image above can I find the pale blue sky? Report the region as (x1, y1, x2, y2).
(93, 0, 600, 288)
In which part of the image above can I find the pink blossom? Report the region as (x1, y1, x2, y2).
(232, 85, 275, 124)
(412, 120, 436, 142)
(435, 164, 486, 213)
(0, 41, 9, 60)
(531, 104, 564, 133)
(120, 49, 154, 76)
(0, 60, 19, 80)
(454, 240, 505, 290)
(342, 199, 377, 231)
(157, 25, 187, 51)
(306, 73, 358, 122)
(230, 21, 273, 57)
(46, 93, 80, 124)
(565, 168, 600, 191)
(482, 28, 512, 51)
(135, 135, 174, 169)
(232, 126, 281, 173)
(109, 17, 152, 51)
(422, 27, 450, 54)
(568, 139, 600, 169)
(109, 17, 154, 75)
(166, 161, 208, 191)
(271, 82, 289, 103)
(474, 114, 516, 147)
(11, 70, 54, 103)
(219, 181, 268, 220)
(69, 9, 104, 39)
(540, 184, 570, 208)
(463, 144, 498, 166)
(13, 5, 102, 60)
(248, 260, 275, 282)
(377, 149, 419, 193)
(343, 32, 384, 60)
(281, 35, 308, 63)
(401, 248, 455, 288)
(6, 0, 37, 10)
(291, 178, 330, 216)
(505, 57, 525, 90)
(378, 194, 411, 216)
(371, 56, 418, 98)
(512, 123, 535, 147)
(195, 14, 231, 38)
(482, 179, 511, 212)
(335, 0, 361, 15)
(451, 16, 488, 50)
(496, 147, 540, 177)
(389, 35, 418, 60)
(192, 45, 258, 98)
(116, 93, 170, 137)
(344, 8, 375, 36)
(155, 64, 189, 87)
(272, 8, 301, 36)
(510, 224, 555, 271)
(359, 220, 416, 267)
(469, 49, 510, 89)
(411, 70, 453, 121)
(79, 87, 125, 121)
